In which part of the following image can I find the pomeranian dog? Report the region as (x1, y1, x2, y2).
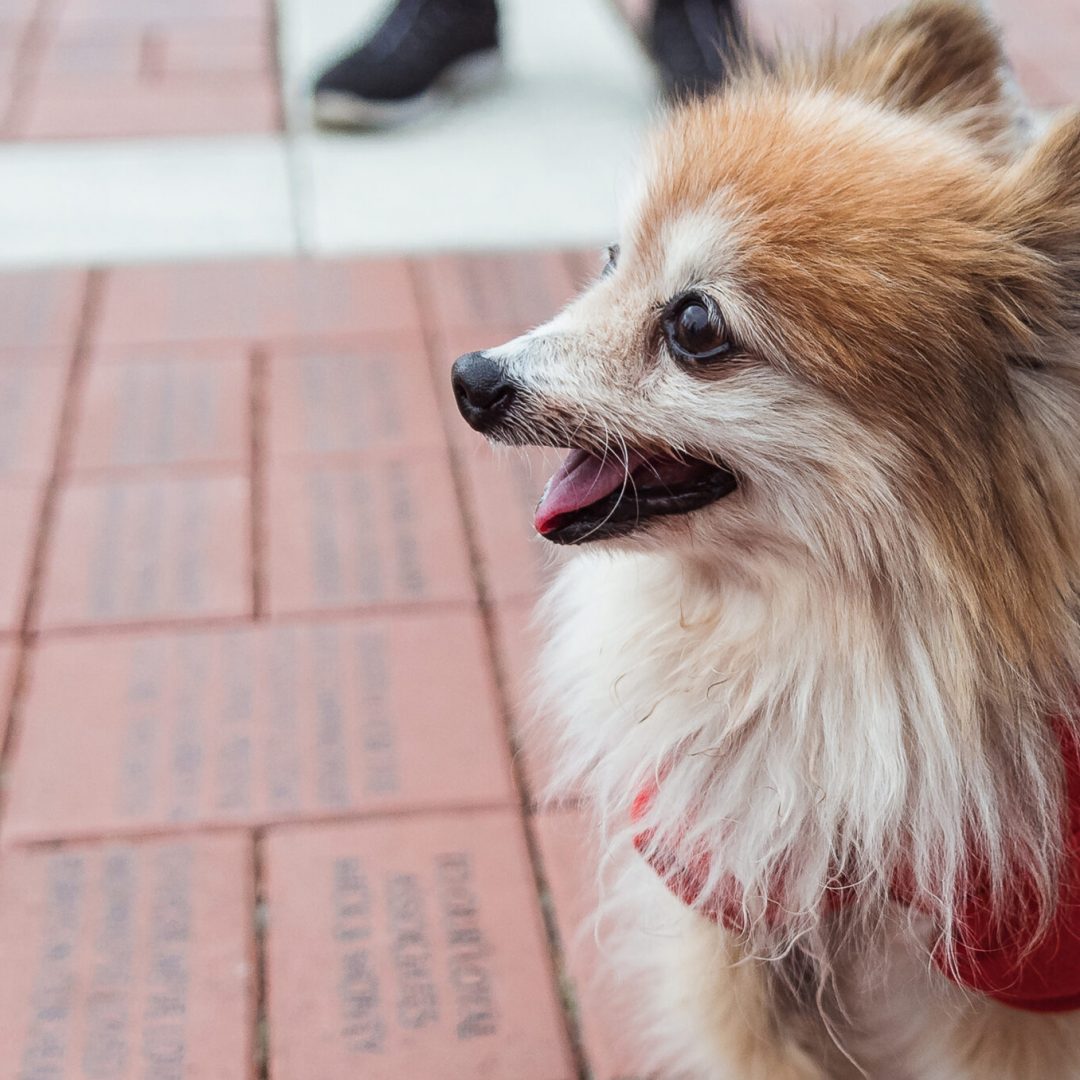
(451, 2, 1080, 1076)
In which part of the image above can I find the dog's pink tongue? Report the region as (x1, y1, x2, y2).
(534, 449, 641, 535)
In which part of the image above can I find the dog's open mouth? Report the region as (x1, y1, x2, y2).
(534, 448, 738, 545)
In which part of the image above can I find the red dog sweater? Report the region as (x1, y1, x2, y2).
(632, 722, 1080, 1012)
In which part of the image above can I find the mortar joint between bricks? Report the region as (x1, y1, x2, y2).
(252, 828, 271, 1080)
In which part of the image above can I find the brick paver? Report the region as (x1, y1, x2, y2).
(264, 811, 576, 1080)
(37, 472, 252, 630)
(20, 81, 279, 139)
(266, 336, 444, 462)
(71, 347, 250, 473)
(4, 0, 279, 139)
(0, 358, 68, 478)
(264, 453, 475, 616)
(152, 22, 273, 78)
(0, 833, 255, 1080)
(0, 269, 86, 351)
(5, 612, 513, 843)
(0, 35, 19, 121)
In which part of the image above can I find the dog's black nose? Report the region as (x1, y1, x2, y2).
(451, 351, 516, 431)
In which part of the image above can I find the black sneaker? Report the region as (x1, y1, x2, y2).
(649, 0, 744, 100)
(312, 0, 501, 129)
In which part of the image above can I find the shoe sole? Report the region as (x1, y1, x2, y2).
(312, 48, 503, 130)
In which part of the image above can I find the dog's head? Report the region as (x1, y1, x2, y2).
(453, 1, 1080, 654)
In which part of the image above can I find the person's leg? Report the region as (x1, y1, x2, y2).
(647, 0, 744, 99)
(312, 0, 501, 130)
(610, 0, 745, 99)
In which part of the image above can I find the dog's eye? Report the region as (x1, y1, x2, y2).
(602, 244, 620, 277)
(663, 294, 731, 362)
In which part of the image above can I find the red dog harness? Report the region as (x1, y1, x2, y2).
(632, 723, 1080, 1012)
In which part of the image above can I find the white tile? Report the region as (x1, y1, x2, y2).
(280, 0, 658, 254)
(293, 91, 650, 254)
(0, 135, 296, 266)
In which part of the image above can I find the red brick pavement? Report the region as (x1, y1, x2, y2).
(2, 0, 279, 139)
(0, 251, 635, 1080)
(0, 833, 257, 1080)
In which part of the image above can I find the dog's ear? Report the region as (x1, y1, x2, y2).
(992, 113, 1080, 356)
(1007, 113, 1080, 261)
(820, 1, 1024, 152)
